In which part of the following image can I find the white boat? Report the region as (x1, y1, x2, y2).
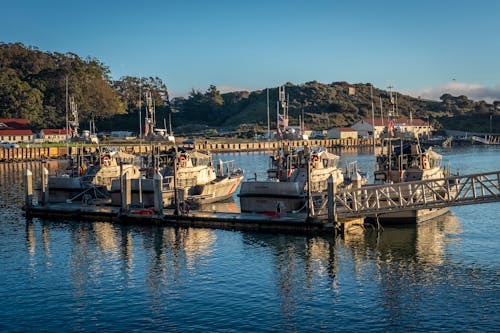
(110, 149, 243, 207)
(47, 150, 141, 203)
(238, 146, 344, 214)
(368, 139, 451, 223)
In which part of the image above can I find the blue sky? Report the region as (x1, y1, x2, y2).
(2, 0, 500, 101)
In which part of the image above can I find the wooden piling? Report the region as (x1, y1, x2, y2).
(41, 166, 49, 205)
(153, 171, 163, 215)
(24, 169, 33, 209)
(327, 175, 335, 223)
(121, 173, 131, 213)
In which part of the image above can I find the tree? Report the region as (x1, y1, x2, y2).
(0, 69, 43, 126)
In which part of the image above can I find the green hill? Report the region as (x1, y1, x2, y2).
(1, 42, 498, 135)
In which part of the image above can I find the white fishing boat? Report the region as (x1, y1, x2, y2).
(368, 138, 451, 223)
(47, 150, 141, 203)
(109, 149, 243, 208)
(238, 146, 344, 214)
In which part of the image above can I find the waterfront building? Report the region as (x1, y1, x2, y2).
(0, 118, 34, 143)
(39, 129, 71, 143)
(352, 117, 432, 138)
(327, 127, 358, 139)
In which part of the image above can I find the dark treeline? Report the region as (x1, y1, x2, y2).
(0, 43, 168, 130)
(1, 43, 499, 134)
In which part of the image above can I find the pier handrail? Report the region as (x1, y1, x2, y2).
(318, 171, 500, 218)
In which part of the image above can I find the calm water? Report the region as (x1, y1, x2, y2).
(0, 145, 499, 332)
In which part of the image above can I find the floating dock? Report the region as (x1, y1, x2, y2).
(25, 202, 365, 236)
(23, 168, 500, 236)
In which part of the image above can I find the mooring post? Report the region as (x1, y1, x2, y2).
(153, 171, 164, 215)
(327, 175, 336, 223)
(41, 166, 49, 205)
(121, 173, 131, 213)
(24, 169, 33, 209)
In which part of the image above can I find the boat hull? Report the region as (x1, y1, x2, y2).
(109, 175, 243, 207)
(238, 181, 306, 213)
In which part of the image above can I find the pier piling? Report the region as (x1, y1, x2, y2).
(24, 169, 33, 209)
(121, 173, 131, 213)
(153, 172, 163, 215)
(41, 166, 49, 205)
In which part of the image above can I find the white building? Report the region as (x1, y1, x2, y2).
(327, 127, 358, 139)
(351, 117, 432, 138)
(39, 129, 70, 142)
(0, 118, 34, 143)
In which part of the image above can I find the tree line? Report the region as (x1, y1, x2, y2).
(1, 43, 498, 134)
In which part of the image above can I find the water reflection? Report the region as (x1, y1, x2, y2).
(24, 219, 217, 292)
(239, 213, 461, 324)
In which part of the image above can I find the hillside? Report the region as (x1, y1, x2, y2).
(1, 43, 498, 135)
(171, 81, 500, 135)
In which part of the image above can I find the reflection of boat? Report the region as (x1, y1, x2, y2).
(110, 148, 243, 207)
(238, 146, 344, 214)
(368, 139, 451, 223)
(344, 212, 460, 266)
(47, 150, 141, 203)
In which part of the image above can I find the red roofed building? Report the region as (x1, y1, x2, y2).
(40, 128, 71, 143)
(327, 127, 358, 139)
(351, 117, 432, 139)
(0, 118, 34, 143)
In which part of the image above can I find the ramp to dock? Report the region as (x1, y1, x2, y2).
(315, 171, 500, 218)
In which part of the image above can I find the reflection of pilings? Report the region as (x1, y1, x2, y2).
(120, 226, 134, 274)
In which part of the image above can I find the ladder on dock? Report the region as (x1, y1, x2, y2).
(313, 171, 500, 218)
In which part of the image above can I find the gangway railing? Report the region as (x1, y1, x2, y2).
(314, 171, 500, 218)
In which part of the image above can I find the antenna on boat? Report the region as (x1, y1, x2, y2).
(266, 88, 270, 139)
(139, 77, 142, 139)
(69, 96, 79, 138)
(379, 96, 384, 127)
(65, 75, 69, 142)
(370, 84, 376, 153)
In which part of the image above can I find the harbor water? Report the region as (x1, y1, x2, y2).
(0, 145, 499, 332)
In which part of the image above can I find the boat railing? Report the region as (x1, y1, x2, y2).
(216, 160, 241, 177)
(162, 176, 175, 191)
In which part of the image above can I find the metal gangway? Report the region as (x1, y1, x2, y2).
(314, 171, 500, 218)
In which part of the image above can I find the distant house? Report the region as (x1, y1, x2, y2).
(39, 129, 71, 143)
(351, 117, 432, 138)
(327, 127, 358, 139)
(0, 118, 34, 143)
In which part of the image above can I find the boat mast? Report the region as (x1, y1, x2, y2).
(379, 96, 384, 127)
(69, 96, 79, 138)
(139, 77, 142, 139)
(65, 75, 69, 141)
(266, 88, 270, 139)
(144, 91, 155, 138)
(370, 84, 376, 153)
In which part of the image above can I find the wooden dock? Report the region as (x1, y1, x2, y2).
(25, 202, 363, 236)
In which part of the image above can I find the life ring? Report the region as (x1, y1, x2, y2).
(102, 156, 111, 167)
(422, 156, 429, 169)
(179, 156, 186, 161)
(312, 156, 318, 169)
